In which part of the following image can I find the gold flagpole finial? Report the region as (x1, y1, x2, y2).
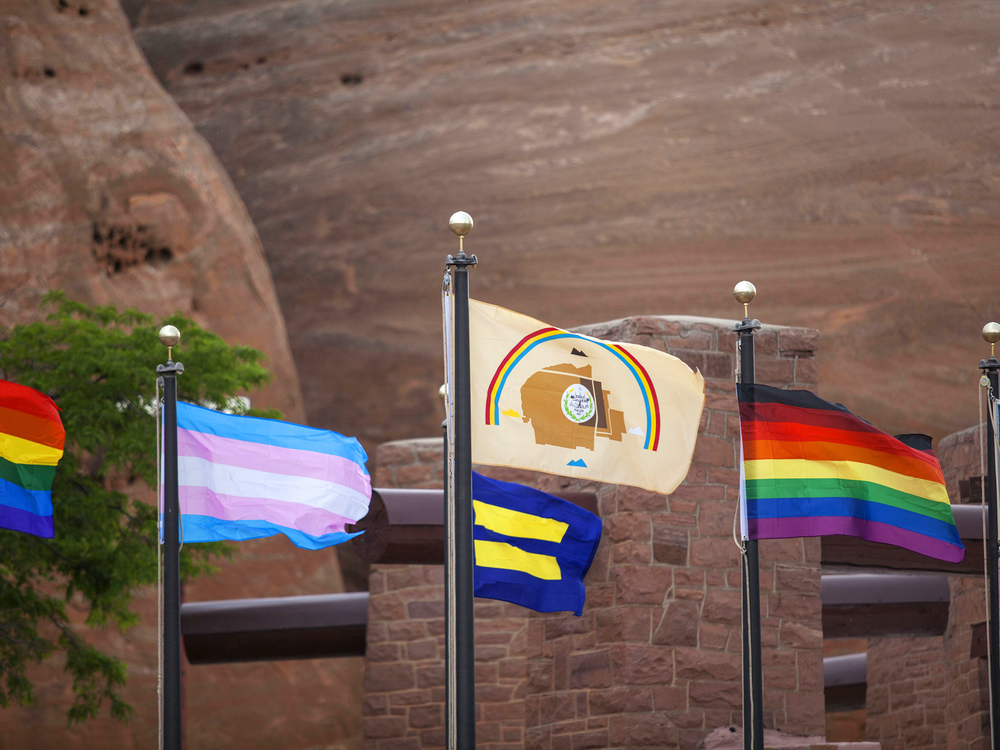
(449, 211, 473, 254)
(158, 325, 181, 361)
(734, 281, 756, 319)
(984, 322, 1000, 358)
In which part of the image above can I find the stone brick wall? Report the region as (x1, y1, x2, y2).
(363, 315, 825, 750)
(944, 577, 989, 750)
(861, 424, 990, 750)
(937, 427, 983, 504)
(864, 637, 949, 750)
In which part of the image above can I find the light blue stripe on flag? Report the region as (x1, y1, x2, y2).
(177, 402, 369, 469)
(180, 514, 362, 551)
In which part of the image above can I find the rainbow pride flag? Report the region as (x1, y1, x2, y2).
(175, 402, 371, 550)
(738, 384, 964, 563)
(0, 379, 65, 538)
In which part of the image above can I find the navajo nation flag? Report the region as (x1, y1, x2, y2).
(0, 380, 65, 538)
(738, 384, 963, 563)
(470, 301, 705, 495)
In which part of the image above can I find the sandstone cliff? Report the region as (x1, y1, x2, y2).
(126, 0, 1000, 452)
(0, 1, 360, 747)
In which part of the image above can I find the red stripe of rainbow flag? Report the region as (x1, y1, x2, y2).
(738, 383, 964, 563)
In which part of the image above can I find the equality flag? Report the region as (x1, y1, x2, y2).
(0, 379, 65, 538)
(738, 383, 964, 563)
(175, 402, 371, 550)
(469, 301, 705, 495)
(472, 472, 602, 616)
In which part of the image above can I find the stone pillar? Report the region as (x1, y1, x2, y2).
(363, 315, 825, 750)
(862, 426, 990, 750)
(937, 427, 989, 750)
(864, 637, 949, 750)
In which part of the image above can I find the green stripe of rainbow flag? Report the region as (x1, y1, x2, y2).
(738, 383, 964, 563)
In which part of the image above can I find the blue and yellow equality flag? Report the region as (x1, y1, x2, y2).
(473, 471, 602, 616)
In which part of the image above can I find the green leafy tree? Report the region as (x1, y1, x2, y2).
(0, 291, 279, 723)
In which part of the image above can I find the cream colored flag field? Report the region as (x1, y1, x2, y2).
(470, 300, 706, 495)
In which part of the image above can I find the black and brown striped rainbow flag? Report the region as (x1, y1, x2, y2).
(738, 384, 964, 563)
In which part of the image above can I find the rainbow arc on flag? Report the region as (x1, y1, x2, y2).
(738, 383, 964, 563)
(0, 379, 65, 538)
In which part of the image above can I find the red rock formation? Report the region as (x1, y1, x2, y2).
(125, 0, 1000, 456)
(0, 1, 361, 747)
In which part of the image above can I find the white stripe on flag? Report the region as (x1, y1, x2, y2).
(177, 455, 371, 522)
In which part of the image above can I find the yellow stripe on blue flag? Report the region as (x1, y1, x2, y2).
(472, 471, 602, 616)
(473, 499, 568, 543)
(474, 540, 562, 580)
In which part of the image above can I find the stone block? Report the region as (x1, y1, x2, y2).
(540, 692, 578, 723)
(652, 599, 700, 647)
(688, 681, 742, 709)
(398, 598, 439, 622)
(569, 650, 611, 688)
(691, 435, 735, 468)
(616, 486, 668, 512)
(689, 537, 741, 569)
(610, 644, 674, 685)
(408, 704, 443, 729)
(596, 607, 652, 643)
(406, 639, 438, 661)
(613, 565, 672, 605)
(612, 541, 653, 565)
(366, 664, 416, 693)
(675, 647, 741, 681)
(571, 729, 609, 749)
(605, 513, 651, 542)
(608, 712, 678, 746)
(778, 329, 819, 354)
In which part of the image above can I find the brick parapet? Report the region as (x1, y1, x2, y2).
(936, 426, 983, 504)
(363, 315, 824, 750)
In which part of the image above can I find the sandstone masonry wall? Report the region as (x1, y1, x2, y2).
(862, 425, 990, 750)
(363, 315, 825, 750)
(864, 637, 949, 750)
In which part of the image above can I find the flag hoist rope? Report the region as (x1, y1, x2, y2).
(441, 271, 458, 750)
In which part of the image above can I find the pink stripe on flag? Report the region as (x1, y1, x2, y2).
(179, 486, 354, 538)
(177, 428, 370, 498)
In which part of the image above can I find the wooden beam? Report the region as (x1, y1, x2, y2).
(821, 574, 950, 638)
(821, 505, 985, 574)
(182, 592, 369, 664)
(349, 487, 599, 565)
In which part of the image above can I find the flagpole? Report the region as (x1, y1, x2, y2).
(734, 282, 764, 750)
(157, 325, 184, 750)
(446, 212, 477, 750)
(979, 321, 1000, 750)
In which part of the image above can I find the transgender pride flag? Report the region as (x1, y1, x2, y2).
(173, 402, 371, 550)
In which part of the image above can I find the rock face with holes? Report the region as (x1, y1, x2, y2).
(0, 0, 301, 423)
(0, 2, 362, 749)
(124, 0, 1000, 460)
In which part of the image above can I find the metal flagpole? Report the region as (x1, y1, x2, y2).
(157, 325, 184, 750)
(445, 212, 477, 750)
(734, 282, 764, 750)
(979, 321, 1000, 750)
